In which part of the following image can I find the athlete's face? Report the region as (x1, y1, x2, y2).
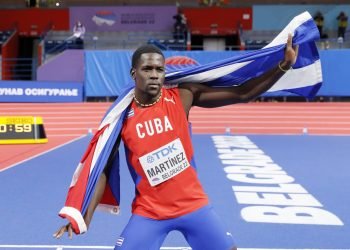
(132, 53, 165, 98)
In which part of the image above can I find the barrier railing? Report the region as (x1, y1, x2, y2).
(1, 57, 37, 80)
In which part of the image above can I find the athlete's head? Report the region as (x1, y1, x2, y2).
(130, 45, 165, 101)
(131, 44, 164, 68)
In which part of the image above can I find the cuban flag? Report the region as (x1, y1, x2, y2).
(59, 11, 322, 234)
(165, 12, 322, 98)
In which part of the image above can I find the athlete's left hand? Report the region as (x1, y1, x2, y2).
(283, 33, 299, 66)
(53, 223, 73, 239)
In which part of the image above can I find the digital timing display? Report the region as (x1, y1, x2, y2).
(0, 116, 47, 144)
(0, 117, 34, 139)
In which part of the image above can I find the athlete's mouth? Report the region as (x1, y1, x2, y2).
(148, 83, 161, 88)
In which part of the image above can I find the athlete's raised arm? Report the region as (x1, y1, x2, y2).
(179, 34, 298, 114)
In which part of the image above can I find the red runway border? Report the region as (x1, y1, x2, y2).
(1, 102, 349, 170)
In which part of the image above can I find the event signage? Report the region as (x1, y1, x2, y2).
(0, 81, 83, 102)
(69, 6, 177, 32)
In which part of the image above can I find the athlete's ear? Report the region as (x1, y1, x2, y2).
(130, 69, 136, 79)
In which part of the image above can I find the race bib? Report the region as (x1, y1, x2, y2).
(139, 138, 190, 186)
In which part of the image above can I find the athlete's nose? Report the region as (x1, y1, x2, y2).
(149, 69, 159, 79)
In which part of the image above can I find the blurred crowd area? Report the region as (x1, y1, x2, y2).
(1, 0, 349, 52)
(1, 0, 349, 8)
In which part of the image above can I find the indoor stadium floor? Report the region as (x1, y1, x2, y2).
(1, 102, 350, 250)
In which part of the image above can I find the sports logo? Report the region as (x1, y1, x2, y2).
(164, 96, 175, 104)
(92, 11, 117, 26)
(151, 177, 160, 182)
(165, 56, 199, 72)
(147, 155, 154, 163)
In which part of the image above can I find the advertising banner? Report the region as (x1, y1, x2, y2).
(0, 81, 83, 102)
(70, 6, 177, 32)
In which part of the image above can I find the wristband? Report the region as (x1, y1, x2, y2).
(278, 61, 292, 72)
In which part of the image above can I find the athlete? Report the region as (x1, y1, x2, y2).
(54, 34, 298, 250)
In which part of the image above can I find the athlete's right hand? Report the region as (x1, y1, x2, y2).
(53, 223, 73, 239)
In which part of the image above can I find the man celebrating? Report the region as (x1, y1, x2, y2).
(54, 33, 298, 250)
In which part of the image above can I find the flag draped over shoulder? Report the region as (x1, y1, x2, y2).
(59, 11, 322, 234)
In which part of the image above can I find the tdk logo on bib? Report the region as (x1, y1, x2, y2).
(139, 138, 189, 186)
(151, 143, 177, 161)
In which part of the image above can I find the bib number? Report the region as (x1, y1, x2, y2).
(139, 138, 190, 186)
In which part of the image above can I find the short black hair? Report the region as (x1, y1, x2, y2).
(131, 44, 164, 68)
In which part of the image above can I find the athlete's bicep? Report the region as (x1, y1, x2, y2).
(180, 83, 244, 108)
(179, 86, 194, 117)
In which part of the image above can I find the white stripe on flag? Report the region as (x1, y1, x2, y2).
(58, 206, 87, 234)
(268, 60, 322, 92)
(167, 61, 252, 84)
(90, 89, 134, 174)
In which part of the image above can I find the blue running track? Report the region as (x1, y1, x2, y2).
(0, 134, 349, 249)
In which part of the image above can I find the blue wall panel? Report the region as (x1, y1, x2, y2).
(84, 49, 350, 98)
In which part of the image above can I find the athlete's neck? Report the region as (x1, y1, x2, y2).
(134, 90, 162, 107)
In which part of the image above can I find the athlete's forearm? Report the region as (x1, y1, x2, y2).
(83, 137, 120, 228)
(83, 172, 107, 228)
(238, 60, 292, 102)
